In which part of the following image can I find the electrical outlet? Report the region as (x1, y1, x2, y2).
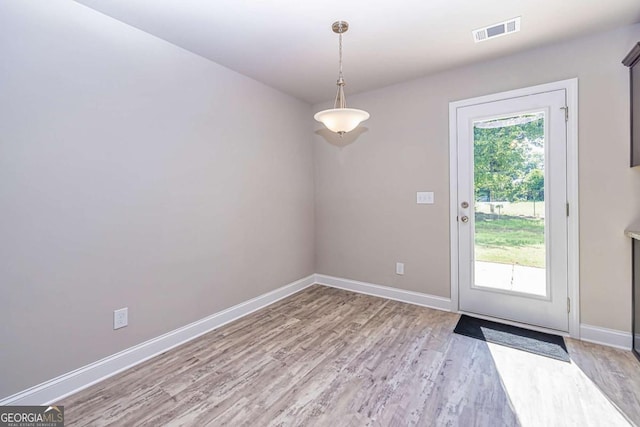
(113, 307, 128, 330)
(396, 262, 405, 275)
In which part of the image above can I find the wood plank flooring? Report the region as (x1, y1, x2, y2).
(60, 285, 640, 426)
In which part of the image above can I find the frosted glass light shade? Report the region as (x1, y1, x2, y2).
(314, 108, 370, 134)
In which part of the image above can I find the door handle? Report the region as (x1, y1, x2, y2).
(461, 215, 469, 223)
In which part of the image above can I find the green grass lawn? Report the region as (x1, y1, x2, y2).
(474, 212, 545, 268)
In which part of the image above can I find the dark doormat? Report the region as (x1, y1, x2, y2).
(454, 314, 570, 362)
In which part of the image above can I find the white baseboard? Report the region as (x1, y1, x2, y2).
(0, 274, 316, 406)
(2, 273, 632, 406)
(315, 274, 634, 352)
(579, 324, 632, 350)
(314, 274, 452, 312)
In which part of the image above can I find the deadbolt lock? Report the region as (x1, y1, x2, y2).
(461, 201, 469, 209)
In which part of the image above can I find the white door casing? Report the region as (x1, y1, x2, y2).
(449, 79, 579, 336)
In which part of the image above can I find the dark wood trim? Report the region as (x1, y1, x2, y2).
(624, 42, 640, 168)
(634, 240, 640, 362)
(631, 66, 635, 168)
(622, 42, 640, 67)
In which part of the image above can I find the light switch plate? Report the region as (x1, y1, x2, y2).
(417, 191, 434, 204)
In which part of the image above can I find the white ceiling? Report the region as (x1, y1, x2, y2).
(75, 0, 640, 104)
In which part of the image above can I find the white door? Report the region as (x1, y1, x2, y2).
(456, 89, 569, 331)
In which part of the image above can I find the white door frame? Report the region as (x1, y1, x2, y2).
(448, 78, 580, 338)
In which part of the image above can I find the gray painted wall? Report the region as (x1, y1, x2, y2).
(0, 2, 315, 398)
(2, 1, 640, 401)
(314, 24, 640, 333)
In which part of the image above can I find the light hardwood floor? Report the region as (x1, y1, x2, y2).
(61, 285, 640, 426)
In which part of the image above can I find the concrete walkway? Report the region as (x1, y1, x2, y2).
(475, 261, 546, 296)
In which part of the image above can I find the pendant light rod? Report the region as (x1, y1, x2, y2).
(333, 21, 347, 109)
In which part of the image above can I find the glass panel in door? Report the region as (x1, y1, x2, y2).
(472, 112, 547, 297)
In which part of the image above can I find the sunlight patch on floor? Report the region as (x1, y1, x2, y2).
(486, 342, 631, 426)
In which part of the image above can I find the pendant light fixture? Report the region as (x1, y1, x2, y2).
(314, 21, 370, 136)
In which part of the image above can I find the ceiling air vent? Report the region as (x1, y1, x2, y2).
(473, 17, 521, 43)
